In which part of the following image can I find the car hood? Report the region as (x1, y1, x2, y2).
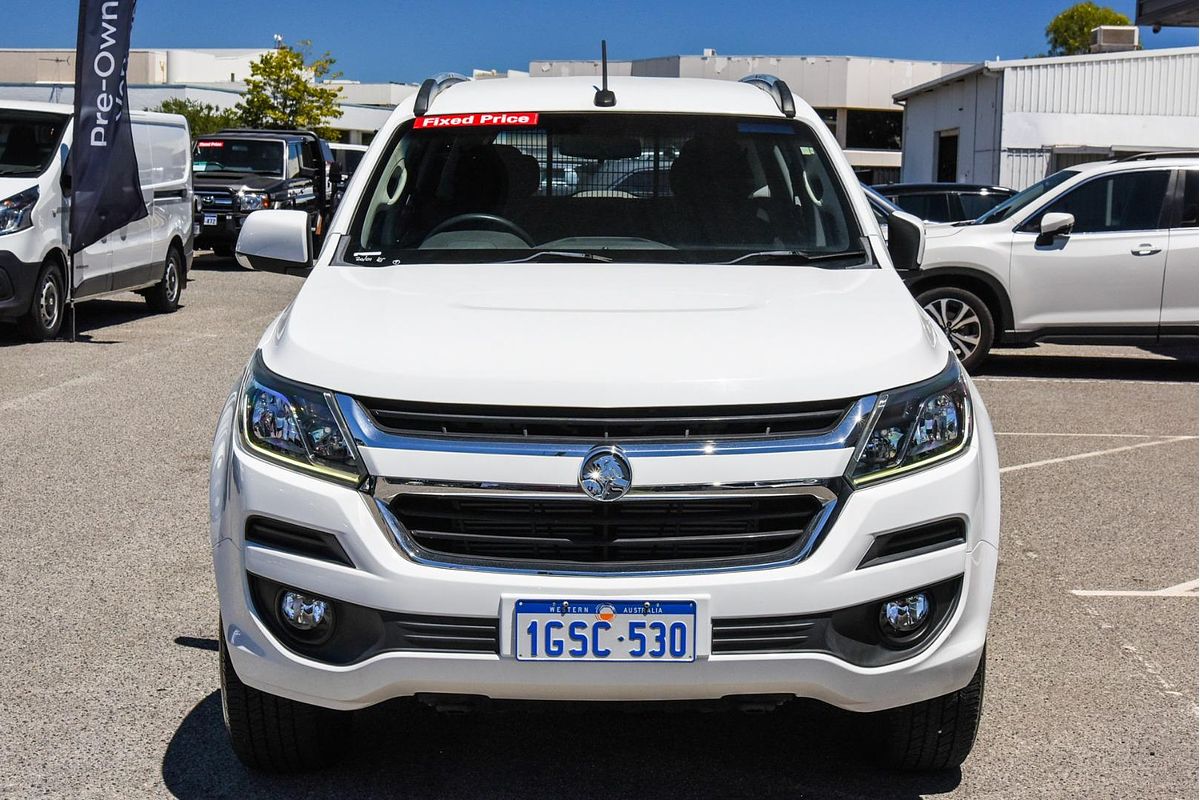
(0, 175, 39, 199)
(262, 262, 948, 407)
(194, 174, 282, 193)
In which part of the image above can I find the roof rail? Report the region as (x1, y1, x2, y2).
(739, 74, 796, 118)
(1118, 150, 1198, 162)
(413, 72, 470, 117)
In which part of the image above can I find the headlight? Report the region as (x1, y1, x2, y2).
(0, 186, 38, 235)
(238, 191, 270, 211)
(239, 352, 364, 485)
(849, 357, 972, 485)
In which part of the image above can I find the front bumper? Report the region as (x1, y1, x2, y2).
(0, 250, 40, 320)
(194, 210, 246, 249)
(211, 385, 1000, 713)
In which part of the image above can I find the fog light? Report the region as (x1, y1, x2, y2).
(879, 592, 930, 635)
(280, 591, 331, 631)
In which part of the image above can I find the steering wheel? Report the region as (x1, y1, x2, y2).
(423, 213, 534, 246)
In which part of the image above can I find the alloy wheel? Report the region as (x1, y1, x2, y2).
(923, 297, 981, 362)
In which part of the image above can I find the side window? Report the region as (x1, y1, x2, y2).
(287, 142, 302, 178)
(1176, 170, 1197, 228)
(1039, 170, 1170, 233)
(894, 193, 951, 223)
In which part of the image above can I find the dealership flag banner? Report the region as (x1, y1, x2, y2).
(69, 0, 146, 254)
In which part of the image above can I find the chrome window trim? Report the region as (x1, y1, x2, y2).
(336, 394, 877, 458)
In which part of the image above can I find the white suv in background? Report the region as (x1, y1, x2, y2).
(906, 155, 1198, 369)
(213, 74, 1000, 773)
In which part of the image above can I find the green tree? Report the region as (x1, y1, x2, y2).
(235, 41, 343, 138)
(147, 98, 242, 136)
(1045, 2, 1132, 56)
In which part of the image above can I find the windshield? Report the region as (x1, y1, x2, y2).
(0, 110, 68, 177)
(346, 113, 866, 265)
(973, 170, 1077, 225)
(193, 138, 285, 176)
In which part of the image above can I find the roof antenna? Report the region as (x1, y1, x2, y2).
(594, 40, 616, 107)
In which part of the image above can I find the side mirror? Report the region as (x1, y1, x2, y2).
(235, 209, 313, 276)
(886, 210, 925, 272)
(1038, 212, 1074, 244)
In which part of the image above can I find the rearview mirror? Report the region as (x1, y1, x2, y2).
(886, 210, 925, 272)
(235, 209, 313, 276)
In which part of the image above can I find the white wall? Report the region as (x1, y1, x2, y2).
(899, 69, 1002, 185)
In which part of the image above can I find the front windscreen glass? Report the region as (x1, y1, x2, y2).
(0, 110, 68, 177)
(193, 138, 285, 177)
(974, 170, 1077, 225)
(345, 113, 866, 265)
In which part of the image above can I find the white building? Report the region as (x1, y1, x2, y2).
(0, 48, 404, 143)
(530, 53, 972, 183)
(894, 46, 1199, 189)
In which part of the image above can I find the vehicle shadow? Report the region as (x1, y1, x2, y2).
(978, 345, 1198, 383)
(162, 691, 961, 799)
(0, 297, 167, 347)
(191, 253, 244, 272)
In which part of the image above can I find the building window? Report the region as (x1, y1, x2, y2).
(845, 110, 902, 151)
(936, 130, 959, 182)
(813, 107, 838, 139)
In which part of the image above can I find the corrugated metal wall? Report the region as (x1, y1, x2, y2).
(999, 147, 1053, 191)
(1003, 49, 1199, 117)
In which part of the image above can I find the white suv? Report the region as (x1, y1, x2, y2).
(213, 74, 1001, 773)
(908, 155, 1198, 369)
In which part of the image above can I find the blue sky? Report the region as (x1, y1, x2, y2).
(1, 0, 1196, 83)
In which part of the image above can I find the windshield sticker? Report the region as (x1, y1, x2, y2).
(413, 112, 539, 130)
(196, 140, 225, 148)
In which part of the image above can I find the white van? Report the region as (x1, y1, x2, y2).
(0, 100, 192, 340)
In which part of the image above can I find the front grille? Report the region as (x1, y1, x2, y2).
(358, 397, 853, 442)
(712, 613, 820, 654)
(197, 190, 234, 209)
(389, 494, 827, 568)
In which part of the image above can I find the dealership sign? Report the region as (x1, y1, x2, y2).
(70, 0, 147, 253)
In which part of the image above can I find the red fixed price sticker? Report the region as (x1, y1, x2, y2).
(413, 112, 540, 129)
(196, 140, 225, 148)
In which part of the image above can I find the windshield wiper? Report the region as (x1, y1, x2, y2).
(722, 250, 866, 266)
(0, 168, 39, 176)
(503, 250, 613, 264)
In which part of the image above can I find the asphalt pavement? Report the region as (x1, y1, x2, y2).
(1, 256, 1196, 799)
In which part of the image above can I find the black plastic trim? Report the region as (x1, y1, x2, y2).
(245, 516, 355, 568)
(857, 518, 967, 569)
(711, 575, 963, 667)
(248, 574, 499, 665)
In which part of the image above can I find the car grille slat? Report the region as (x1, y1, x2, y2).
(359, 397, 853, 441)
(389, 495, 826, 567)
(712, 614, 820, 654)
(393, 614, 499, 654)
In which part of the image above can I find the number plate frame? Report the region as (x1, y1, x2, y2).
(515, 599, 697, 663)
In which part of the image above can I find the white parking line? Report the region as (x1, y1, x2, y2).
(975, 376, 1196, 386)
(999, 436, 1197, 475)
(1072, 579, 1200, 598)
(996, 432, 1190, 439)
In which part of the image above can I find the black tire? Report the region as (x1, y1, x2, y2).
(877, 651, 986, 771)
(145, 247, 183, 313)
(916, 286, 995, 372)
(17, 260, 65, 341)
(219, 628, 350, 772)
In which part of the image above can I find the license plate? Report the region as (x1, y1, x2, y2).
(515, 599, 696, 662)
(203, 214, 217, 226)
